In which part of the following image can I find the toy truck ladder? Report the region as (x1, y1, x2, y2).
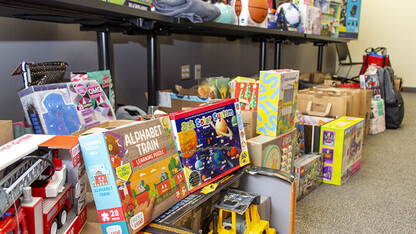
(0, 155, 50, 217)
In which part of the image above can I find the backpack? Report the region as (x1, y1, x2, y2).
(377, 67, 404, 129)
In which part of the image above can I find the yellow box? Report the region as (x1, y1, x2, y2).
(319, 116, 364, 185)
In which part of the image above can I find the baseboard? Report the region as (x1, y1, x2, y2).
(402, 87, 416, 93)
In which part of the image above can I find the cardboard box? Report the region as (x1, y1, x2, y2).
(241, 110, 258, 140)
(0, 120, 13, 145)
(169, 98, 250, 193)
(18, 80, 115, 135)
(338, 0, 361, 39)
(293, 153, 323, 200)
(314, 86, 361, 117)
(320, 116, 364, 185)
(72, 120, 135, 136)
(232, 0, 268, 28)
(298, 5, 321, 35)
(177, 86, 199, 96)
(159, 93, 210, 113)
(247, 129, 296, 174)
(103, 0, 151, 11)
(79, 118, 188, 233)
(257, 69, 299, 137)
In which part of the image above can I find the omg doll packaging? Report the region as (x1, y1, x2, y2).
(169, 98, 250, 194)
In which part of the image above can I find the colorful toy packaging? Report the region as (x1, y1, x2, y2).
(293, 153, 323, 200)
(319, 116, 364, 185)
(247, 129, 296, 174)
(257, 69, 299, 137)
(360, 74, 381, 97)
(298, 5, 321, 35)
(79, 118, 188, 233)
(230, 78, 259, 111)
(339, 0, 361, 39)
(18, 80, 115, 135)
(320, 1, 341, 37)
(169, 98, 250, 193)
(294, 119, 305, 160)
(198, 77, 230, 99)
(231, 0, 268, 28)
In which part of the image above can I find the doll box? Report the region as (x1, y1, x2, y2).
(247, 128, 296, 174)
(79, 118, 188, 233)
(257, 69, 299, 137)
(169, 98, 250, 194)
(319, 116, 364, 185)
(18, 80, 115, 136)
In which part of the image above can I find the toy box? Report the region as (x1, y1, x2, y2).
(298, 5, 321, 34)
(294, 119, 305, 159)
(339, 0, 361, 39)
(79, 118, 188, 233)
(320, 1, 341, 37)
(231, 80, 260, 111)
(232, 0, 268, 28)
(18, 80, 115, 136)
(319, 116, 364, 185)
(360, 74, 381, 97)
(293, 153, 323, 200)
(302, 115, 335, 154)
(198, 77, 230, 99)
(102, 0, 151, 11)
(39, 136, 87, 216)
(257, 69, 299, 137)
(169, 98, 250, 193)
(247, 128, 296, 174)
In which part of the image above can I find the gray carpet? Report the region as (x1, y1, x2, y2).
(295, 92, 416, 233)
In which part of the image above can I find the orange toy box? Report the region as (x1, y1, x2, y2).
(79, 118, 188, 233)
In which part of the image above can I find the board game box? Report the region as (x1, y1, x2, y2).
(169, 98, 250, 193)
(79, 118, 188, 233)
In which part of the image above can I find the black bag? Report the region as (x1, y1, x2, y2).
(377, 67, 404, 129)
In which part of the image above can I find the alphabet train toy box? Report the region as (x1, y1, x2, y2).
(169, 98, 250, 193)
(79, 118, 188, 233)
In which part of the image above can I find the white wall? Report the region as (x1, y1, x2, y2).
(348, 0, 415, 87)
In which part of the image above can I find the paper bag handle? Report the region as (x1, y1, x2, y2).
(306, 101, 332, 117)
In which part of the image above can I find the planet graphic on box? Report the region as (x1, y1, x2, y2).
(212, 119, 233, 137)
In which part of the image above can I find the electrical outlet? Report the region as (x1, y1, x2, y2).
(180, 65, 190, 80)
(194, 64, 201, 80)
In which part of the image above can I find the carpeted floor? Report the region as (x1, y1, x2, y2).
(295, 92, 416, 233)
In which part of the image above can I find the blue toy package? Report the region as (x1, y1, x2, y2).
(18, 80, 115, 135)
(339, 0, 361, 39)
(169, 98, 250, 194)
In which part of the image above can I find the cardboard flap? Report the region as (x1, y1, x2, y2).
(306, 101, 332, 117)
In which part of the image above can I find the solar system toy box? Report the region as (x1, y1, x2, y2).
(319, 116, 364, 185)
(257, 69, 299, 137)
(293, 153, 323, 200)
(169, 98, 250, 194)
(18, 80, 115, 135)
(79, 118, 188, 233)
(247, 128, 296, 175)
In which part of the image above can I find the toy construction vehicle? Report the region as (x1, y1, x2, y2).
(209, 189, 276, 234)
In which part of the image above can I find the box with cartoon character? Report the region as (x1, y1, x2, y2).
(79, 118, 188, 233)
(169, 98, 250, 194)
(257, 69, 299, 137)
(247, 129, 296, 175)
(319, 116, 364, 185)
